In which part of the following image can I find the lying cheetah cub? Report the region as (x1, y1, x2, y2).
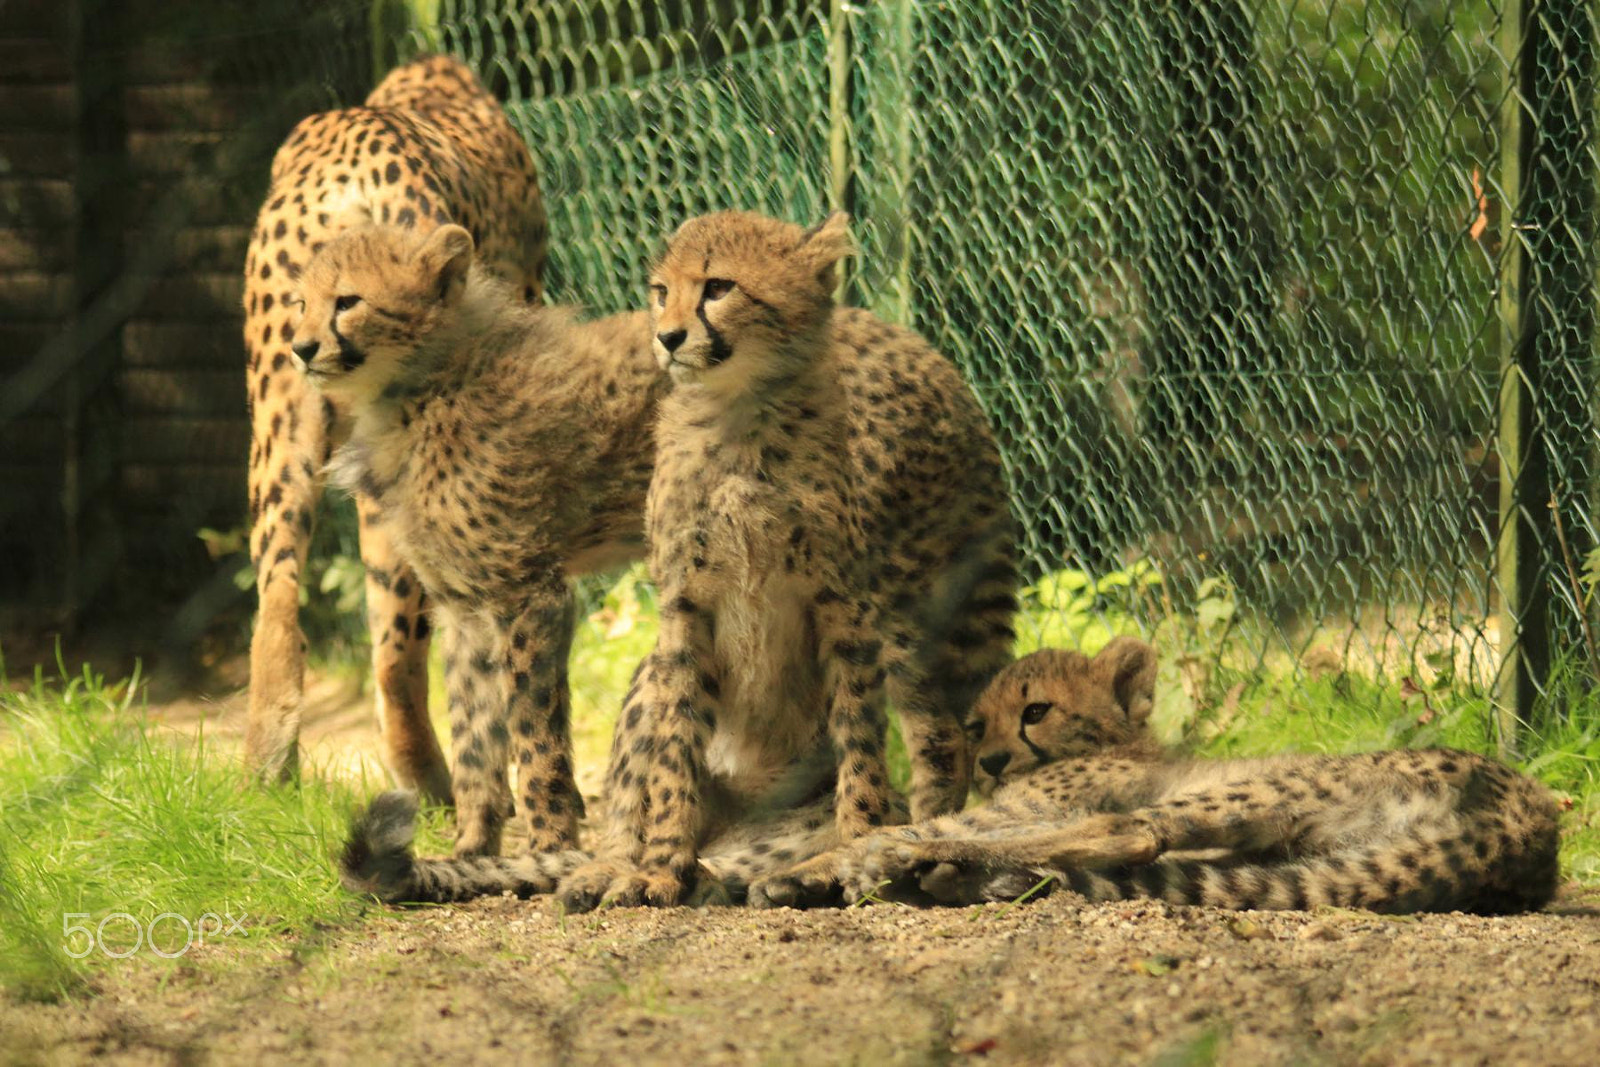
(754, 637, 1561, 914)
(293, 223, 664, 857)
(556, 210, 1017, 910)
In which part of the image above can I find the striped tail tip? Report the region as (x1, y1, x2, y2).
(341, 790, 423, 902)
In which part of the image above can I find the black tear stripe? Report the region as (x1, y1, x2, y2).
(332, 322, 367, 371)
(1018, 723, 1050, 765)
(697, 299, 733, 366)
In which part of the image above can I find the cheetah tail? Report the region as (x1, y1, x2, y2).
(340, 790, 588, 904)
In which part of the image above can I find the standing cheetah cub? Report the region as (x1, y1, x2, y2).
(292, 223, 664, 856)
(755, 638, 1561, 914)
(556, 211, 1018, 910)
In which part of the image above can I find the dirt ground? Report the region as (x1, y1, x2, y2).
(7, 658, 1600, 1065)
(5, 891, 1599, 1066)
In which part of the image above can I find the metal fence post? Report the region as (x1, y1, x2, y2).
(828, 0, 854, 299)
(877, 0, 915, 326)
(1495, 0, 1598, 749)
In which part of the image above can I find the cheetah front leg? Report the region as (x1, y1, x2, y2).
(504, 583, 584, 851)
(246, 370, 328, 785)
(849, 816, 1164, 904)
(555, 661, 654, 911)
(749, 792, 1025, 909)
(558, 598, 722, 910)
(891, 515, 1019, 820)
(627, 597, 723, 906)
(751, 795, 1137, 907)
(437, 608, 514, 857)
(885, 643, 971, 822)
(356, 496, 450, 804)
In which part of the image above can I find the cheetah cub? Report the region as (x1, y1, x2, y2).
(755, 637, 1561, 915)
(293, 223, 665, 857)
(555, 211, 1017, 911)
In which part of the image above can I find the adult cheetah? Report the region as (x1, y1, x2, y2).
(244, 55, 546, 799)
(555, 210, 1019, 910)
(753, 638, 1561, 915)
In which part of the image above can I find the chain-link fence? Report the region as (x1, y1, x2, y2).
(3, 1, 1596, 735)
(402, 1, 1596, 732)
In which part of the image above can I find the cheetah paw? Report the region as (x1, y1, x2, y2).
(685, 866, 735, 908)
(917, 862, 1052, 905)
(555, 860, 631, 913)
(840, 839, 945, 898)
(748, 854, 845, 909)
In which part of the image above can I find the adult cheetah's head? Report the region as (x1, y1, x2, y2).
(647, 210, 852, 394)
(965, 637, 1159, 794)
(290, 223, 475, 407)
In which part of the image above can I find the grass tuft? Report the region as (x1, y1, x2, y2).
(0, 646, 395, 1001)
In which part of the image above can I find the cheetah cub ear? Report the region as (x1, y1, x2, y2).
(416, 224, 475, 305)
(794, 211, 854, 289)
(1091, 636, 1158, 724)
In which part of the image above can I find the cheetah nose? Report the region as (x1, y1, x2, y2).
(657, 329, 688, 354)
(291, 339, 320, 364)
(978, 751, 1012, 779)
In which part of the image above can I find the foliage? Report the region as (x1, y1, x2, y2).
(198, 493, 371, 666)
(567, 565, 660, 771)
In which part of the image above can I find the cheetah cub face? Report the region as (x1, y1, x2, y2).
(647, 210, 853, 395)
(290, 224, 475, 408)
(966, 637, 1160, 795)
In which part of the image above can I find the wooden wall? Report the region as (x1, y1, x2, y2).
(0, 1, 371, 631)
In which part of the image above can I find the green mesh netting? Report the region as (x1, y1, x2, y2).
(393, 1, 1598, 712)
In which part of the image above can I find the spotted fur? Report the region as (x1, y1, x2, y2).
(245, 55, 546, 799)
(753, 638, 1562, 915)
(292, 223, 663, 855)
(555, 210, 1018, 911)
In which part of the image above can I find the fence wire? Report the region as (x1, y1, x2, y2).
(4, 1, 1596, 726)
(407, 0, 1597, 712)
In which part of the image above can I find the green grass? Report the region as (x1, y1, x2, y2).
(0, 646, 455, 1002)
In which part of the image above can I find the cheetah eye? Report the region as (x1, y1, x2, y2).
(963, 719, 986, 741)
(649, 283, 667, 308)
(1021, 702, 1052, 726)
(703, 278, 734, 301)
(335, 294, 361, 312)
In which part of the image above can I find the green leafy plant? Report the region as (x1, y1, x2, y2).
(196, 493, 371, 667)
